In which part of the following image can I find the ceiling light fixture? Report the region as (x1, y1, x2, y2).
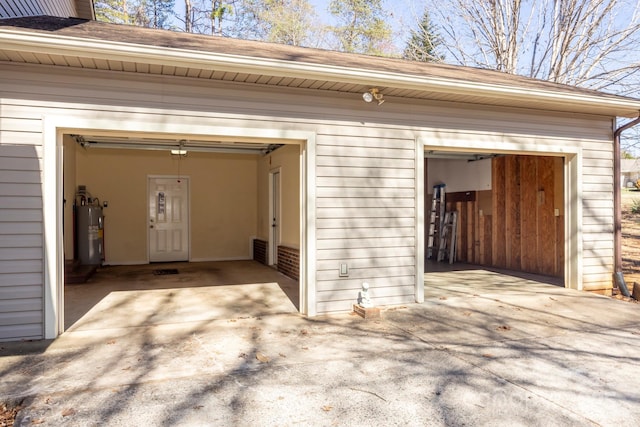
(362, 88, 385, 105)
(171, 140, 187, 156)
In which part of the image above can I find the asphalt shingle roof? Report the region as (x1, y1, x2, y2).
(1, 15, 637, 106)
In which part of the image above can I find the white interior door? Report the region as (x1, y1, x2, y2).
(269, 170, 280, 265)
(149, 177, 189, 262)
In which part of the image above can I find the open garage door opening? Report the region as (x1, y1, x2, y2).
(61, 132, 303, 332)
(424, 150, 566, 290)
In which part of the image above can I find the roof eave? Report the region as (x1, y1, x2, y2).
(1, 28, 640, 118)
(74, 0, 95, 20)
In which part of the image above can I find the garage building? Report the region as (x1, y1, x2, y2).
(1, 11, 640, 341)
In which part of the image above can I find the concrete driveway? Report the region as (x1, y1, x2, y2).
(1, 269, 639, 426)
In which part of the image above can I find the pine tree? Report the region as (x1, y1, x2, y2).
(403, 9, 442, 62)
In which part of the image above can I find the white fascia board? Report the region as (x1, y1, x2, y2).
(2, 28, 640, 117)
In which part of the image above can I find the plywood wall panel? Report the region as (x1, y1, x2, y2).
(467, 201, 475, 263)
(537, 156, 557, 275)
(456, 201, 467, 262)
(505, 156, 521, 270)
(470, 155, 564, 278)
(519, 156, 538, 273)
(481, 214, 492, 265)
(492, 156, 506, 268)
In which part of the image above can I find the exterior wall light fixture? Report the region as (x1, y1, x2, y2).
(362, 88, 385, 105)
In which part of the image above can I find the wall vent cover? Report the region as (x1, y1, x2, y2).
(153, 269, 179, 275)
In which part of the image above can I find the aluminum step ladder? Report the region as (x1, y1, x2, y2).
(437, 211, 458, 264)
(427, 184, 446, 259)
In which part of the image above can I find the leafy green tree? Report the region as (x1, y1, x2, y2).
(96, 0, 174, 29)
(328, 0, 393, 55)
(196, 0, 319, 44)
(403, 9, 442, 62)
(622, 150, 636, 159)
(211, 1, 234, 35)
(95, 0, 133, 24)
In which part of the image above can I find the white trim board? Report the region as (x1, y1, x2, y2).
(44, 114, 316, 338)
(420, 136, 582, 292)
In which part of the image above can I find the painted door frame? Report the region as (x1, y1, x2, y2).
(147, 175, 191, 263)
(44, 115, 317, 339)
(418, 133, 582, 303)
(268, 168, 282, 266)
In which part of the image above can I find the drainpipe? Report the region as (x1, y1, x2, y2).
(613, 114, 640, 296)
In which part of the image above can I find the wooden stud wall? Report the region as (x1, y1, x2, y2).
(440, 155, 564, 278)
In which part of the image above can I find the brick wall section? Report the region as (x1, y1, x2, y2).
(253, 239, 267, 265)
(277, 246, 299, 281)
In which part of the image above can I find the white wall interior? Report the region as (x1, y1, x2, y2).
(69, 145, 261, 264)
(427, 157, 492, 193)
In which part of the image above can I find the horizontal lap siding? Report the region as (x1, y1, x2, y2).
(0, 62, 621, 319)
(0, 144, 43, 341)
(316, 135, 416, 312)
(0, 0, 77, 18)
(581, 142, 615, 291)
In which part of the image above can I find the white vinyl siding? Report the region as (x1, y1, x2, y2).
(0, 61, 619, 339)
(0, 0, 77, 18)
(315, 135, 416, 312)
(0, 145, 43, 341)
(73, 0, 93, 19)
(581, 143, 615, 290)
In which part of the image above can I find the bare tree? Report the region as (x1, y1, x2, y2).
(173, 0, 232, 34)
(427, 0, 640, 96)
(329, 0, 394, 55)
(184, 0, 193, 32)
(253, 0, 319, 46)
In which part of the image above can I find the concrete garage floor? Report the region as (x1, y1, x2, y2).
(1, 267, 639, 426)
(425, 260, 564, 298)
(65, 261, 300, 331)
